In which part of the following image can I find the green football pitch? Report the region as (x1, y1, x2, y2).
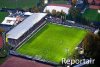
(16, 23, 87, 63)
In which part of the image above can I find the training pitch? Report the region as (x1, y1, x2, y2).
(82, 9, 100, 22)
(16, 23, 87, 63)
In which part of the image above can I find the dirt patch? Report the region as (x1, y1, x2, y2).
(0, 56, 53, 67)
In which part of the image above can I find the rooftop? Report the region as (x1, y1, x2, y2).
(89, 5, 100, 9)
(44, 4, 71, 14)
(88, 0, 100, 4)
(7, 13, 47, 39)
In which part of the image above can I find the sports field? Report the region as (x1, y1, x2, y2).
(16, 23, 87, 63)
(82, 9, 100, 22)
(0, 0, 39, 8)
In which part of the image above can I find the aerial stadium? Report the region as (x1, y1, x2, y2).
(0, 0, 100, 67)
(16, 23, 87, 64)
(6, 12, 88, 66)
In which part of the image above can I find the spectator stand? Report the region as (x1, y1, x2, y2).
(47, 17, 96, 32)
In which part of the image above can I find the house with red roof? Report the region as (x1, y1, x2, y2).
(88, 0, 100, 9)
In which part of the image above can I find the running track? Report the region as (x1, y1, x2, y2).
(0, 56, 53, 67)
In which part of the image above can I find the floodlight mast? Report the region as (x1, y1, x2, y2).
(44, 0, 48, 4)
(98, 10, 100, 13)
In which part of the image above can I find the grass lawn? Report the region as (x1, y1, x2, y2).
(0, 12, 8, 23)
(0, 0, 39, 8)
(51, 0, 68, 4)
(16, 23, 87, 63)
(82, 9, 100, 22)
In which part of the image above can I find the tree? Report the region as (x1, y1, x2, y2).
(31, 6, 40, 13)
(69, 7, 80, 21)
(61, 10, 66, 21)
(98, 30, 100, 36)
(82, 32, 100, 66)
(84, 0, 89, 5)
(71, 0, 77, 6)
(56, 11, 61, 18)
(0, 28, 7, 58)
(34, 7, 40, 13)
(51, 9, 57, 17)
(45, 10, 50, 13)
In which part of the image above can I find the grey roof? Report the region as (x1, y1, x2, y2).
(7, 13, 47, 39)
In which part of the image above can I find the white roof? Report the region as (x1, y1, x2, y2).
(7, 13, 47, 39)
(1, 17, 17, 25)
(24, 12, 33, 15)
(43, 6, 70, 14)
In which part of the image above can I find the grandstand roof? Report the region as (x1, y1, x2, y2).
(43, 4, 71, 14)
(7, 13, 47, 39)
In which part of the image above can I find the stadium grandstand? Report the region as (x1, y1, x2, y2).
(7, 13, 47, 47)
(43, 4, 71, 14)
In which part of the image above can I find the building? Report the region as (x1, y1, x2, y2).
(1, 17, 19, 25)
(7, 13, 47, 47)
(43, 4, 71, 14)
(88, 0, 100, 5)
(88, 0, 100, 9)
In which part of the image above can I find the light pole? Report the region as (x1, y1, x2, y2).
(98, 10, 100, 13)
(44, 0, 48, 4)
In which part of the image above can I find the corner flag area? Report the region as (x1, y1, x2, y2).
(16, 23, 87, 63)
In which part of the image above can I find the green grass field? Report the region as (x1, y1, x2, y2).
(0, 0, 39, 8)
(16, 23, 87, 63)
(51, 0, 68, 4)
(82, 9, 100, 22)
(0, 12, 8, 23)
